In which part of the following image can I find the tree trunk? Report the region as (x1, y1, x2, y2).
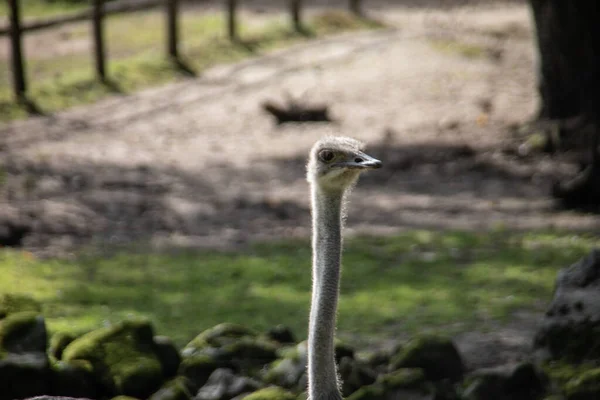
(530, 1, 600, 125)
(529, 1, 600, 207)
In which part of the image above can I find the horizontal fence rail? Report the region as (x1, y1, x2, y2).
(4, 0, 365, 104)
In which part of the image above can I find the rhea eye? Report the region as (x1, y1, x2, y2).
(319, 150, 335, 163)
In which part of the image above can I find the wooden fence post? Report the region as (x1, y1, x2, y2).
(291, 0, 302, 32)
(226, 0, 238, 41)
(92, 0, 107, 82)
(8, 0, 26, 101)
(350, 0, 363, 17)
(166, 0, 179, 58)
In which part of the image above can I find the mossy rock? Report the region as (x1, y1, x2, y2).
(63, 319, 164, 398)
(263, 357, 305, 390)
(50, 359, 99, 398)
(347, 368, 430, 400)
(196, 368, 263, 400)
(49, 331, 77, 360)
(263, 342, 308, 391)
(219, 337, 279, 367)
(364, 349, 393, 372)
(263, 325, 296, 345)
(187, 336, 279, 377)
(378, 368, 427, 389)
(544, 361, 598, 394)
(178, 353, 223, 392)
(535, 321, 600, 363)
(0, 353, 50, 399)
(0, 293, 41, 319)
(463, 362, 547, 400)
(243, 386, 297, 400)
(275, 341, 307, 362)
(346, 383, 386, 400)
(295, 391, 308, 400)
(0, 311, 47, 354)
(149, 376, 192, 400)
(389, 335, 464, 382)
(154, 335, 181, 378)
(564, 368, 600, 400)
(339, 357, 377, 397)
(334, 339, 356, 363)
(184, 323, 257, 355)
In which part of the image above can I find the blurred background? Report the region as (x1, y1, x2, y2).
(1, 1, 600, 399)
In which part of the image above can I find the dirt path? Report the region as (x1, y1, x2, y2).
(2, 2, 598, 255)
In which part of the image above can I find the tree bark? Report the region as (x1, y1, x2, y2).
(529, 1, 600, 207)
(530, 1, 600, 125)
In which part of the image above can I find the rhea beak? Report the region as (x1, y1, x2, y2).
(342, 152, 383, 170)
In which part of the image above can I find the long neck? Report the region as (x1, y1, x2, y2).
(308, 186, 344, 400)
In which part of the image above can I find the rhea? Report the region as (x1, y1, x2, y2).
(306, 136, 382, 400)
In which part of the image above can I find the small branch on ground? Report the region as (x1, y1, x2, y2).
(261, 100, 332, 125)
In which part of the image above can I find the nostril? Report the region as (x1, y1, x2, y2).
(355, 158, 363, 163)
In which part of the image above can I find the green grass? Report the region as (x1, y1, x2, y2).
(1, 230, 596, 347)
(0, 0, 89, 19)
(429, 38, 487, 59)
(0, 10, 382, 122)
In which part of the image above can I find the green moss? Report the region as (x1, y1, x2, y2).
(243, 387, 297, 400)
(185, 322, 257, 352)
(0, 311, 45, 355)
(544, 362, 597, 389)
(378, 368, 426, 389)
(220, 336, 278, 363)
(63, 319, 163, 398)
(276, 343, 304, 362)
(178, 353, 221, 390)
(349, 369, 432, 400)
(390, 334, 464, 382)
(564, 368, 600, 400)
(49, 331, 77, 360)
(263, 353, 306, 390)
(0, 294, 42, 319)
(149, 376, 192, 400)
(346, 383, 386, 400)
(429, 39, 487, 59)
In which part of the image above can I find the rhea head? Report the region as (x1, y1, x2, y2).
(307, 136, 382, 193)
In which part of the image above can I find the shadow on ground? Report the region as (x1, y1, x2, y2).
(0, 130, 596, 254)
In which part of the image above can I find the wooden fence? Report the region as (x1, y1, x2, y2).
(5, 0, 365, 103)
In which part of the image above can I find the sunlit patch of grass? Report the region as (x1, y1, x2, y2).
(1, 230, 597, 347)
(0, 0, 89, 19)
(429, 38, 487, 59)
(0, 10, 381, 122)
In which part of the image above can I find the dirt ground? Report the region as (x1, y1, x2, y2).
(1, 0, 598, 369)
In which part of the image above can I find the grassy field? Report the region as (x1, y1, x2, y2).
(0, 0, 90, 19)
(0, 8, 381, 122)
(1, 230, 595, 347)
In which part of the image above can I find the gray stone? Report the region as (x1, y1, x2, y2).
(194, 368, 262, 400)
(534, 250, 600, 362)
(154, 335, 182, 378)
(463, 362, 546, 400)
(389, 335, 464, 382)
(0, 312, 47, 354)
(0, 353, 50, 400)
